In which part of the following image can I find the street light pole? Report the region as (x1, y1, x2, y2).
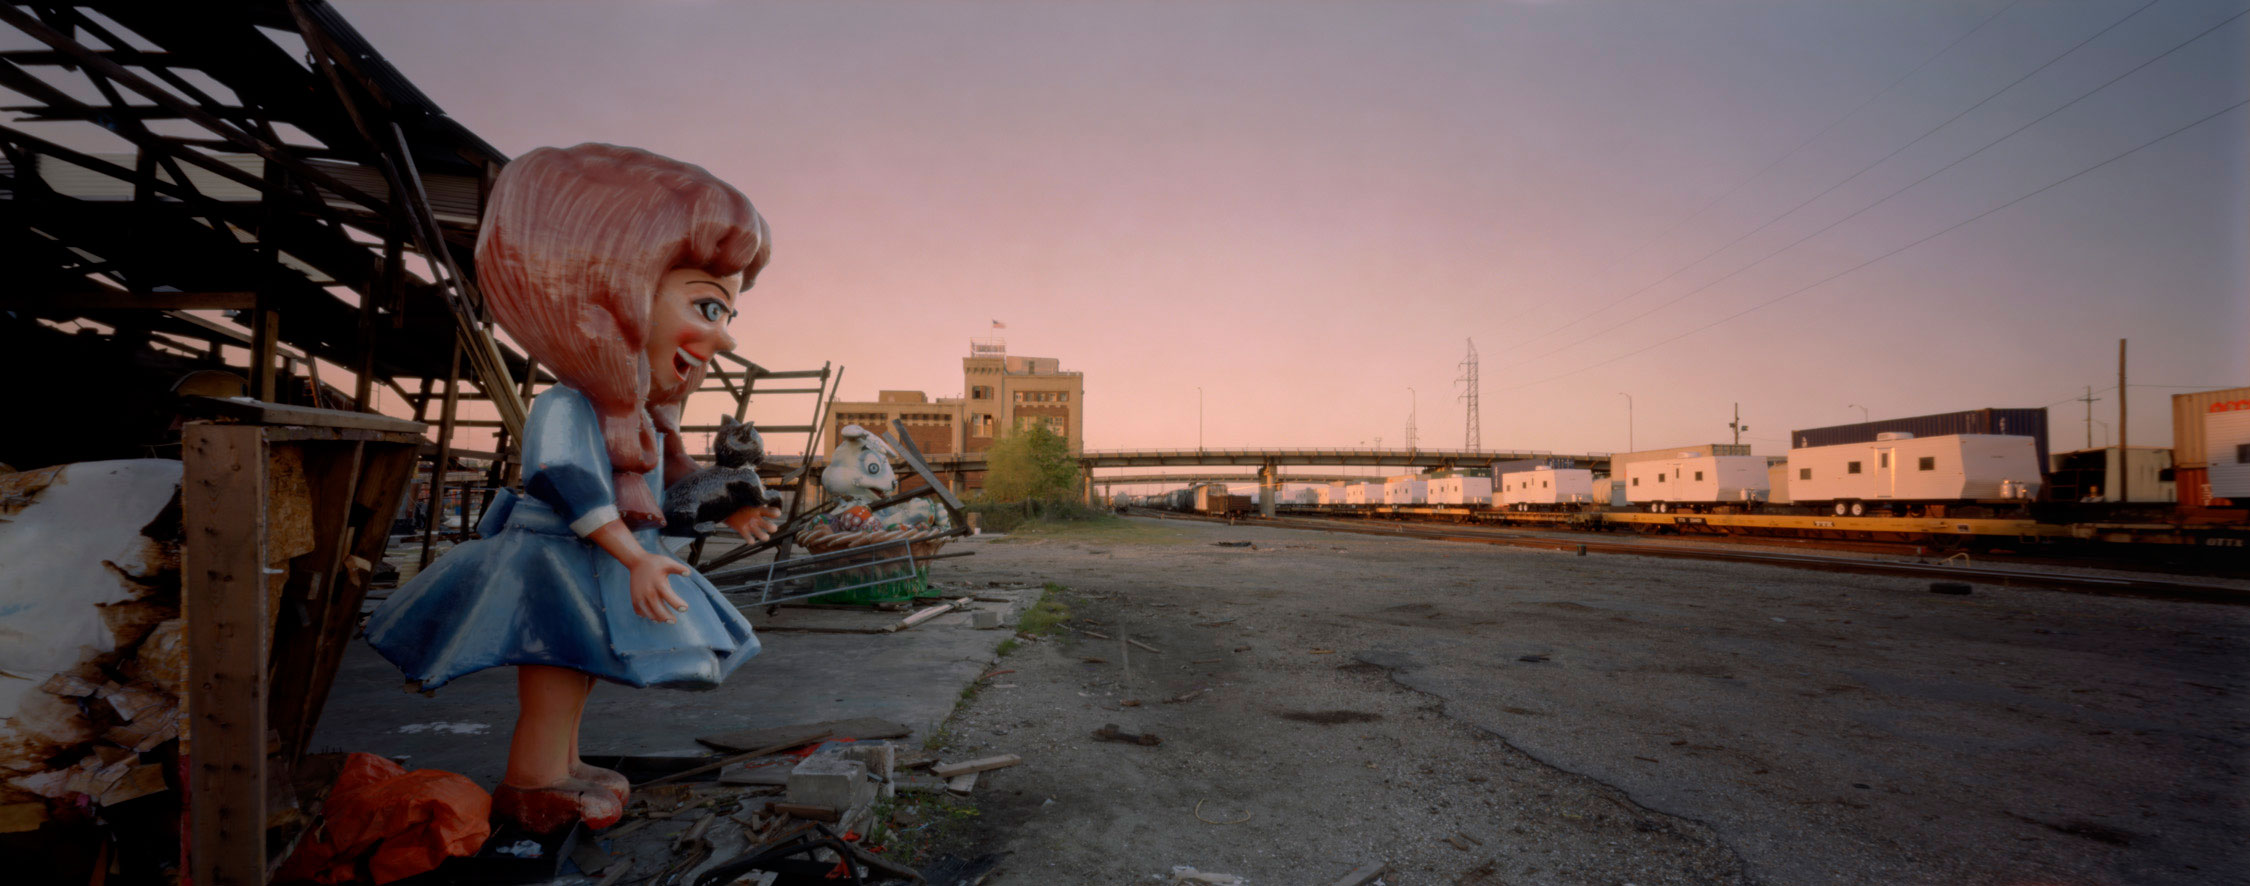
(1848, 403, 1869, 423)
(1196, 386, 1203, 453)
(1618, 392, 1633, 453)
(1406, 386, 1418, 452)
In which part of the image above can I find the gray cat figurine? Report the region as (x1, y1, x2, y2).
(662, 414, 782, 536)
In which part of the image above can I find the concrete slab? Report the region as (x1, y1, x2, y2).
(310, 582, 1037, 787)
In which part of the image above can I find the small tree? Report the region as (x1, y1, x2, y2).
(981, 422, 1080, 513)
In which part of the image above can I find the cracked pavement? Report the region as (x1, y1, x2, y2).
(921, 517, 2247, 885)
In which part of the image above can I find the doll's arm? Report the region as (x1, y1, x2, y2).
(586, 519, 690, 624)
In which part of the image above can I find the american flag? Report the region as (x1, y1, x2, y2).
(991, 320, 1007, 329)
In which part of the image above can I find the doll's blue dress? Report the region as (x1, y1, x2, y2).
(365, 385, 759, 691)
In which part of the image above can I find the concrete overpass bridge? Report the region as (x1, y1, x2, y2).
(913, 447, 1613, 516)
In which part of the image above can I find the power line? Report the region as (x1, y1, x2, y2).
(1497, 5, 2248, 384)
(1500, 95, 2250, 392)
(1499, 0, 2172, 371)
(1500, 0, 2029, 353)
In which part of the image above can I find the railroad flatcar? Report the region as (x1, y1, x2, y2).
(1623, 454, 1769, 513)
(1498, 466, 1595, 511)
(1787, 433, 2041, 516)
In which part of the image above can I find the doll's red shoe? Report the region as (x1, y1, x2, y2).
(493, 779, 623, 833)
(572, 762, 631, 807)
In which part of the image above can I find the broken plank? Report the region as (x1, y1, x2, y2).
(1125, 637, 1162, 654)
(696, 717, 909, 753)
(930, 754, 1020, 778)
(635, 731, 833, 788)
(945, 772, 978, 795)
(887, 598, 969, 633)
(772, 802, 840, 822)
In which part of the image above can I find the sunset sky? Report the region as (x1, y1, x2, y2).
(341, 0, 2247, 460)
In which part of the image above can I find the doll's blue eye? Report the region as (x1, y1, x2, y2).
(865, 461, 881, 475)
(699, 301, 726, 322)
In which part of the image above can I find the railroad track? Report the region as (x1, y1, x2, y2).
(1126, 509, 2248, 603)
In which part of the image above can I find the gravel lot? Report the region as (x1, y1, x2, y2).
(921, 517, 2249, 885)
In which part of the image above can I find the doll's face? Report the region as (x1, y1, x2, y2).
(647, 267, 742, 391)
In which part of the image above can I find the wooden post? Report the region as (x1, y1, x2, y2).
(183, 423, 271, 886)
(421, 344, 463, 567)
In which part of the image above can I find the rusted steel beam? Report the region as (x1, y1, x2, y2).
(3, 290, 258, 310)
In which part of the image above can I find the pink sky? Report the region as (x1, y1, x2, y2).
(339, 1, 2246, 460)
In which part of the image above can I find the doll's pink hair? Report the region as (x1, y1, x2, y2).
(476, 144, 769, 476)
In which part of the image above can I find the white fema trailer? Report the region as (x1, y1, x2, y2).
(1623, 454, 1770, 513)
(1383, 476, 1429, 505)
(1344, 482, 1384, 505)
(1498, 466, 1595, 510)
(1425, 475, 1492, 505)
(1787, 432, 2042, 516)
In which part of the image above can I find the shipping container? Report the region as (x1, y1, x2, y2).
(1623, 455, 1768, 508)
(1426, 476, 1493, 505)
(1497, 467, 1594, 508)
(2170, 386, 2250, 469)
(1791, 408, 2051, 471)
(1789, 434, 2042, 511)
(2207, 398, 2250, 501)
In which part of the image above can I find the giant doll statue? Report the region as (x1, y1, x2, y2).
(365, 144, 781, 833)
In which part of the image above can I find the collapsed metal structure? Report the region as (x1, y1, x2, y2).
(0, 1, 835, 544)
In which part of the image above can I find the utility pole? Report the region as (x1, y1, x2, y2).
(1728, 402, 1748, 446)
(1457, 339, 1480, 452)
(2076, 385, 2101, 449)
(1196, 386, 1204, 453)
(2118, 338, 2128, 503)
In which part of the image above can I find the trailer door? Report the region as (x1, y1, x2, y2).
(1875, 446, 1897, 499)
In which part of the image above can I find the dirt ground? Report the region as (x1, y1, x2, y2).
(916, 516, 2249, 886)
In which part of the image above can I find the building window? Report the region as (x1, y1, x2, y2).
(1918, 457, 1935, 471)
(1057, 392, 1070, 403)
(1799, 468, 1811, 480)
(1847, 461, 1862, 474)
(971, 386, 991, 400)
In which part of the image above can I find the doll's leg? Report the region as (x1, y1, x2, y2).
(566, 671, 630, 804)
(497, 665, 622, 832)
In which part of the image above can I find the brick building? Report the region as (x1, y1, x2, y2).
(824, 339, 1084, 491)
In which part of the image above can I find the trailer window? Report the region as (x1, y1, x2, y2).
(1847, 461, 1862, 474)
(1918, 457, 1935, 471)
(1799, 468, 1811, 480)
(1631, 477, 1639, 487)
(1694, 471, 1704, 481)
(1880, 453, 1890, 468)
(2239, 443, 2250, 464)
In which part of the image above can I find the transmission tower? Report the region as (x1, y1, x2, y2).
(1456, 339, 1480, 451)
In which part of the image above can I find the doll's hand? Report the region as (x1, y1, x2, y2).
(628, 554, 692, 624)
(722, 505, 785, 542)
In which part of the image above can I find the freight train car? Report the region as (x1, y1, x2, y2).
(1623, 454, 1769, 513)
(1787, 433, 2041, 516)
(1498, 466, 1595, 511)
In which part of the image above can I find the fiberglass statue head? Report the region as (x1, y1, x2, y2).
(477, 143, 773, 528)
(822, 425, 899, 505)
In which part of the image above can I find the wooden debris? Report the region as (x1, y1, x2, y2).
(1309, 648, 1336, 655)
(931, 754, 1020, 778)
(717, 760, 794, 787)
(1445, 834, 1473, 851)
(1327, 861, 1388, 886)
(697, 718, 906, 753)
(1120, 699, 1142, 707)
(1074, 626, 1113, 640)
(1125, 637, 1162, 655)
(98, 764, 168, 806)
(0, 802, 47, 834)
(1166, 689, 1206, 704)
(1092, 724, 1161, 746)
(637, 730, 834, 788)
(1082, 657, 1109, 664)
(888, 597, 972, 633)
(945, 772, 978, 795)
